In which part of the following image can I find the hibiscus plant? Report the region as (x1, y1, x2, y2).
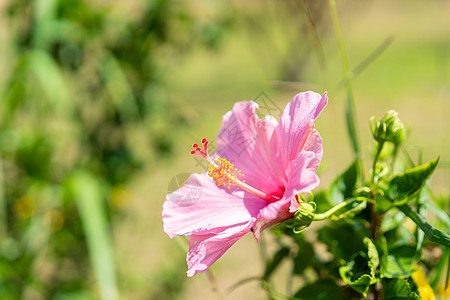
(162, 92, 449, 299)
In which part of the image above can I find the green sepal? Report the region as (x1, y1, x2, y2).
(286, 200, 316, 234)
(370, 110, 405, 145)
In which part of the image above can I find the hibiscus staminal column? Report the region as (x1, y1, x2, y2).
(190, 138, 278, 202)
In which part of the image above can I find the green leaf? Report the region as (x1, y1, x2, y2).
(294, 279, 348, 300)
(318, 220, 369, 262)
(398, 204, 450, 247)
(341, 273, 372, 296)
(387, 158, 439, 202)
(380, 210, 406, 233)
(375, 193, 395, 214)
(339, 238, 379, 297)
(381, 245, 420, 278)
(292, 235, 315, 275)
(67, 170, 119, 300)
(366, 238, 379, 274)
(382, 278, 421, 300)
(263, 246, 290, 280)
(329, 160, 359, 204)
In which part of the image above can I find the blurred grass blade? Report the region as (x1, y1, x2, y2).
(430, 247, 449, 288)
(227, 277, 262, 294)
(0, 155, 6, 238)
(424, 201, 450, 229)
(99, 51, 140, 122)
(398, 204, 450, 248)
(68, 170, 119, 300)
(328, 0, 361, 165)
(299, 0, 327, 78)
(337, 36, 394, 88)
(263, 246, 290, 280)
(352, 36, 393, 80)
(32, 0, 57, 50)
(29, 50, 74, 117)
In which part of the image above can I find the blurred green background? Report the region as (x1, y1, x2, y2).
(0, 0, 448, 299)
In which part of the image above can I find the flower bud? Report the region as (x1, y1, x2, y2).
(370, 110, 405, 145)
(287, 201, 316, 233)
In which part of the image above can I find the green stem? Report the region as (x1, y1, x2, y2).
(390, 144, 399, 174)
(328, 0, 361, 165)
(226, 277, 262, 294)
(313, 197, 367, 221)
(205, 270, 225, 300)
(262, 281, 291, 300)
(371, 141, 384, 184)
(369, 142, 384, 240)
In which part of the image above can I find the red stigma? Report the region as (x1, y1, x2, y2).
(190, 138, 210, 159)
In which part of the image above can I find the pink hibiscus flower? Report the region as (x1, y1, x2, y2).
(162, 91, 328, 277)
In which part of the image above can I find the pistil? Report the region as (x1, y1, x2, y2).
(190, 138, 278, 202)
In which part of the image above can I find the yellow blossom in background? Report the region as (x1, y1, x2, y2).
(43, 209, 65, 232)
(14, 196, 35, 219)
(109, 185, 132, 211)
(411, 266, 435, 300)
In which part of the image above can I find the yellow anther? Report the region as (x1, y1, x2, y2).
(208, 157, 244, 189)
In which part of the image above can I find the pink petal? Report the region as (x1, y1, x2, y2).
(283, 151, 320, 213)
(302, 129, 323, 172)
(215, 101, 285, 198)
(186, 219, 255, 277)
(252, 199, 293, 241)
(252, 149, 322, 239)
(276, 92, 328, 170)
(162, 173, 266, 238)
